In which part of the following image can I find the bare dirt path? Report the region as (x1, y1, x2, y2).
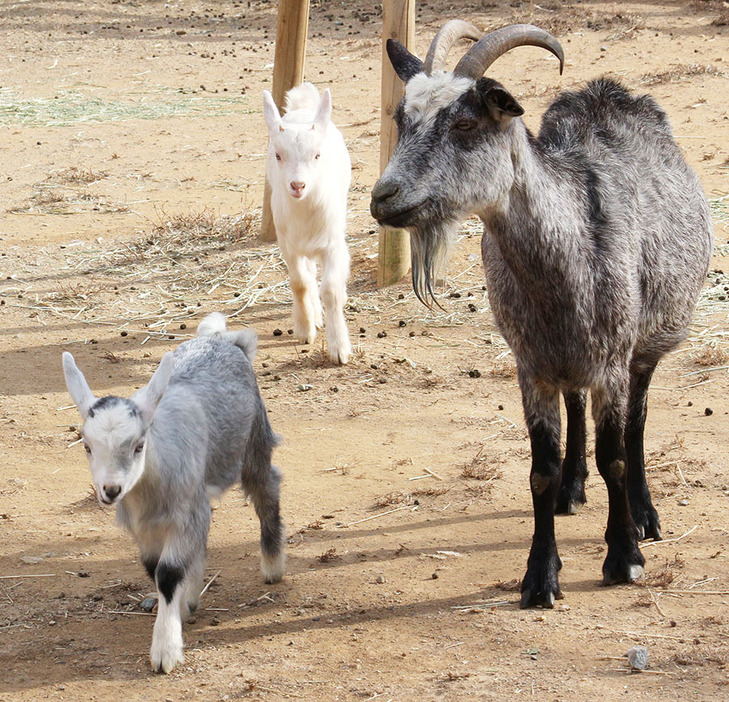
(1, 2, 728, 700)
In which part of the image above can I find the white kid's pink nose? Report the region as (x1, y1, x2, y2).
(290, 181, 306, 197)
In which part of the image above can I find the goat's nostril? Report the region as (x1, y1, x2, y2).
(290, 181, 305, 191)
(371, 179, 400, 203)
(104, 485, 122, 501)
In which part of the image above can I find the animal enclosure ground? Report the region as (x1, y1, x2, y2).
(1, 1, 729, 700)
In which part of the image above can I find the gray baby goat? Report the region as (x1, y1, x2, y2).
(62, 313, 285, 673)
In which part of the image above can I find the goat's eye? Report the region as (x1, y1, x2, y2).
(83, 444, 91, 454)
(453, 119, 476, 132)
(134, 442, 145, 454)
(275, 153, 282, 161)
(314, 153, 321, 160)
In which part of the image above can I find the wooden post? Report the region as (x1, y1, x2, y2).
(261, 0, 311, 242)
(377, 0, 415, 287)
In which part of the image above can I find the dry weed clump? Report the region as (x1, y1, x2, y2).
(689, 343, 729, 367)
(640, 63, 726, 86)
(461, 457, 500, 482)
(640, 554, 685, 589)
(489, 353, 517, 379)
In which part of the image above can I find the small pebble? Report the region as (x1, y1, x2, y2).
(140, 597, 158, 612)
(375, 575, 386, 584)
(626, 645, 649, 670)
(679, 498, 690, 506)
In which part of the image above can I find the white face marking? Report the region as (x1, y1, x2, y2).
(403, 72, 474, 128)
(268, 124, 325, 200)
(82, 402, 147, 504)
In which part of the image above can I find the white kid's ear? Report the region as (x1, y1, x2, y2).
(263, 90, 282, 134)
(62, 352, 97, 420)
(313, 88, 332, 131)
(132, 352, 175, 423)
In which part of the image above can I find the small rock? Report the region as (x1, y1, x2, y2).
(375, 574, 386, 584)
(297, 384, 313, 392)
(140, 597, 158, 612)
(679, 498, 690, 506)
(626, 645, 649, 670)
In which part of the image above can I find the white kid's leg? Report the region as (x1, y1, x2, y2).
(150, 564, 186, 674)
(286, 254, 318, 344)
(320, 244, 352, 365)
(306, 258, 323, 329)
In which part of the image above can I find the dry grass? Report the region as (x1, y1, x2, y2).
(640, 63, 727, 86)
(640, 555, 685, 589)
(689, 343, 729, 367)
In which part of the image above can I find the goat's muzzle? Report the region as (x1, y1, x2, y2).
(100, 484, 122, 505)
(371, 178, 420, 228)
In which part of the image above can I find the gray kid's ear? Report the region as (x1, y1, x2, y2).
(62, 352, 97, 420)
(132, 352, 175, 423)
(313, 88, 332, 131)
(263, 90, 282, 134)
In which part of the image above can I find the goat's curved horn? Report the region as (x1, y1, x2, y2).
(453, 24, 564, 80)
(424, 20, 482, 75)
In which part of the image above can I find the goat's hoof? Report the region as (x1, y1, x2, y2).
(519, 586, 563, 609)
(261, 551, 286, 584)
(519, 554, 563, 609)
(602, 546, 645, 585)
(555, 483, 586, 515)
(554, 495, 586, 515)
(150, 635, 184, 674)
(150, 647, 184, 674)
(633, 514, 662, 542)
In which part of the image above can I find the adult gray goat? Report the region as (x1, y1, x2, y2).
(371, 22, 713, 608)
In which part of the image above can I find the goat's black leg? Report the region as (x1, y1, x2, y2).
(626, 362, 662, 541)
(592, 386, 644, 585)
(555, 390, 588, 515)
(519, 376, 563, 608)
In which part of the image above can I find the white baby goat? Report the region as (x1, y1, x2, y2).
(263, 82, 352, 364)
(62, 313, 285, 673)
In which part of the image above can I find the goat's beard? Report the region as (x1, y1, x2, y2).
(409, 219, 459, 307)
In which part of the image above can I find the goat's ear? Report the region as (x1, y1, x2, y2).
(482, 84, 524, 123)
(262, 90, 282, 134)
(62, 352, 97, 420)
(132, 352, 174, 423)
(386, 39, 424, 83)
(313, 88, 332, 131)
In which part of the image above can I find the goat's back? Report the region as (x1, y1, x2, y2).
(151, 336, 276, 496)
(536, 78, 713, 360)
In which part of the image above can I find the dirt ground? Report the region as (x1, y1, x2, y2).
(1, 1, 729, 699)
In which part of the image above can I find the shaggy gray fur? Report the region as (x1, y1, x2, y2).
(372, 37, 713, 609)
(63, 313, 284, 672)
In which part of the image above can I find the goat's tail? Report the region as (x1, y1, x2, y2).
(284, 81, 320, 113)
(197, 312, 258, 363)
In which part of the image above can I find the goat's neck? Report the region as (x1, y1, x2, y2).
(477, 120, 584, 282)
